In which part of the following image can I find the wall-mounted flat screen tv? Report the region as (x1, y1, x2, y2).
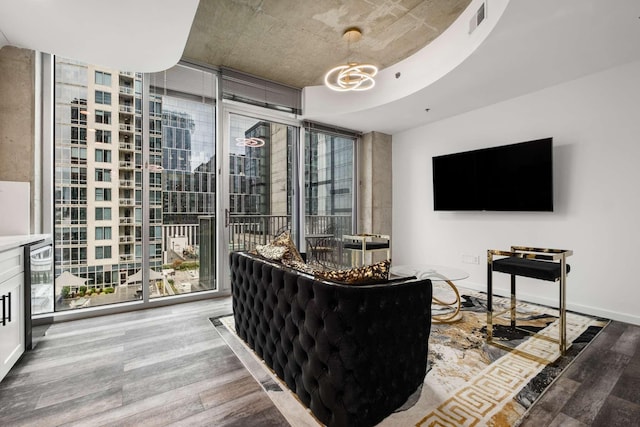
(432, 138, 553, 211)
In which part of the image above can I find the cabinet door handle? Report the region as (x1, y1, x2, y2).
(6, 291, 11, 323)
(1, 295, 5, 327)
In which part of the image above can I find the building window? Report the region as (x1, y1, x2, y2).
(71, 127, 87, 144)
(56, 186, 87, 205)
(55, 227, 88, 244)
(95, 110, 111, 124)
(95, 188, 111, 201)
(95, 130, 112, 143)
(70, 147, 87, 164)
(95, 90, 112, 105)
(95, 168, 111, 182)
(70, 167, 87, 184)
(95, 207, 111, 220)
(95, 226, 112, 240)
(95, 246, 112, 259)
(95, 149, 112, 163)
(95, 71, 111, 86)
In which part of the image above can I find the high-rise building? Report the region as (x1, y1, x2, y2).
(54, 59, 161, 308)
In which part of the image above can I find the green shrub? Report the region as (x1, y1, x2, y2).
(61, 286, 70, 299)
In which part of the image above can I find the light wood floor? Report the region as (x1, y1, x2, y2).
(2, 298, 639, 427)
(0, 297, 290, 427)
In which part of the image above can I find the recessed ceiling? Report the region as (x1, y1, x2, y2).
(183, 0, 471, 88)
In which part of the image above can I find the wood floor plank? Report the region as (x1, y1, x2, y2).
(35, 363, 125, 409)
(64, 369, 250, 427)
(122, 351, 242, 403)
(520, 376, 581, 427)
(1, 386, 123, 427)
(548, 412, 588, 427)
(611, 324, 640, 357)
(591, 395, 640, 427)
(105, 394, 205, 427)
(169, 389, 288, 427)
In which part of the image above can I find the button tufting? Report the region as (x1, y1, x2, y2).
(230, 251, 432, 427)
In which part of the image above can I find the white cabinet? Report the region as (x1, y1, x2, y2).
(0, 247, 25, 382)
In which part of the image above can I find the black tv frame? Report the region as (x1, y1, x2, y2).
(432, 138, 553, 212)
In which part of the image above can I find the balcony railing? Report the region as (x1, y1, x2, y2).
(119, 141, 133, 151)
(119, 86, 134, 95)
(119, 104, 133, 114)
(119, 217, 133, 224)
(119, 235, 134, 243)
(119, 179, 134, 187)
(226, 214, 352, 253)
(119, 160, 134, 169)
(119, 124, 133, 132)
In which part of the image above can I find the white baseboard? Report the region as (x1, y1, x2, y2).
(458, 280, 640, 327)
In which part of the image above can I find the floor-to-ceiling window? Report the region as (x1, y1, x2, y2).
(304, 125, 357, 266)
(54, 59, 146, 310)
(52, 59, 217, 312)
(150, 91, 216, 297)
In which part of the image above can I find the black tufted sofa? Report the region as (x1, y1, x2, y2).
(230, 251, 432, 427)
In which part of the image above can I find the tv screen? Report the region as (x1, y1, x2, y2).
(432, 138, 553, 211)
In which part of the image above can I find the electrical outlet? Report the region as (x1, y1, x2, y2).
(462, 254, 480, 264)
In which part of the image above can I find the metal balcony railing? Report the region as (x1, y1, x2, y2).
(226, 214, 352, 253)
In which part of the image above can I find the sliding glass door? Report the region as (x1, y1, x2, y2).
(149, 94, 216, 298)
(225, 113, 298, 254)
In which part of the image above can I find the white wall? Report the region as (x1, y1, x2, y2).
(392, 60, 640, 325)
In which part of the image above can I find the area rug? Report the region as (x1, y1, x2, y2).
(210, 288, 608, 427)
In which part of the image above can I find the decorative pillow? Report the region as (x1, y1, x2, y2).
(255, 244, 287, 261)
(271, 230, 304, 263)
(281, 258, 318, 275)
(315, 259, 391, 285)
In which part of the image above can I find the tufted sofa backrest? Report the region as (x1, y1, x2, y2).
(230, 251, 432, 427)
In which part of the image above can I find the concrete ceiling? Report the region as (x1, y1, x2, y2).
(183, 0, 471, 88)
